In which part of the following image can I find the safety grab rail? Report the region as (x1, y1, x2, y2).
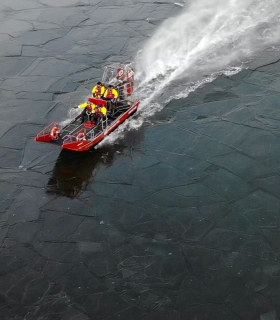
(36, 121, 59, 138)
(63, 128, 89, 145)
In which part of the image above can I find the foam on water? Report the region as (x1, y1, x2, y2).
(60, 108, 80, 127)
(137, 0, 280, 86)
(100, 0, 280, 146)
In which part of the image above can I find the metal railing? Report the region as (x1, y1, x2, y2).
(36, 121, 59, 139)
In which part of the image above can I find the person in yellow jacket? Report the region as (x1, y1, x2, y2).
(91, 104, 107, 125)
(103, 85, 119, 111)
(92, 82, 106, 98)
(96, 105, 107, 116)
(77, 101, 97, 123)
(103, 85, 119, 100)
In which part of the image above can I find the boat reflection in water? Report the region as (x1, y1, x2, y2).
(46, 126, 146, 198)
(46, 146, 119, 198)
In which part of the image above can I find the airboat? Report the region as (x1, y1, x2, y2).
(35, 64, 140, 152)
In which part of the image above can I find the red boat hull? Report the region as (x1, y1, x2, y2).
(35, 101, 140, 152)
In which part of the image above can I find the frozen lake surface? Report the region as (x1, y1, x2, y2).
(1, 1, 280, 319)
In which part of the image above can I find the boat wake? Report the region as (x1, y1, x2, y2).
(100, 0, 280, 147)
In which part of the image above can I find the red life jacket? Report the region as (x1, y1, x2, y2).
(106, 89, 114, 99)
(86, 104, 92, 112)
(94, 85, 102, 96)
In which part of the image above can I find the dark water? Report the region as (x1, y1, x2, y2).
(1, 1, 280, 320)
